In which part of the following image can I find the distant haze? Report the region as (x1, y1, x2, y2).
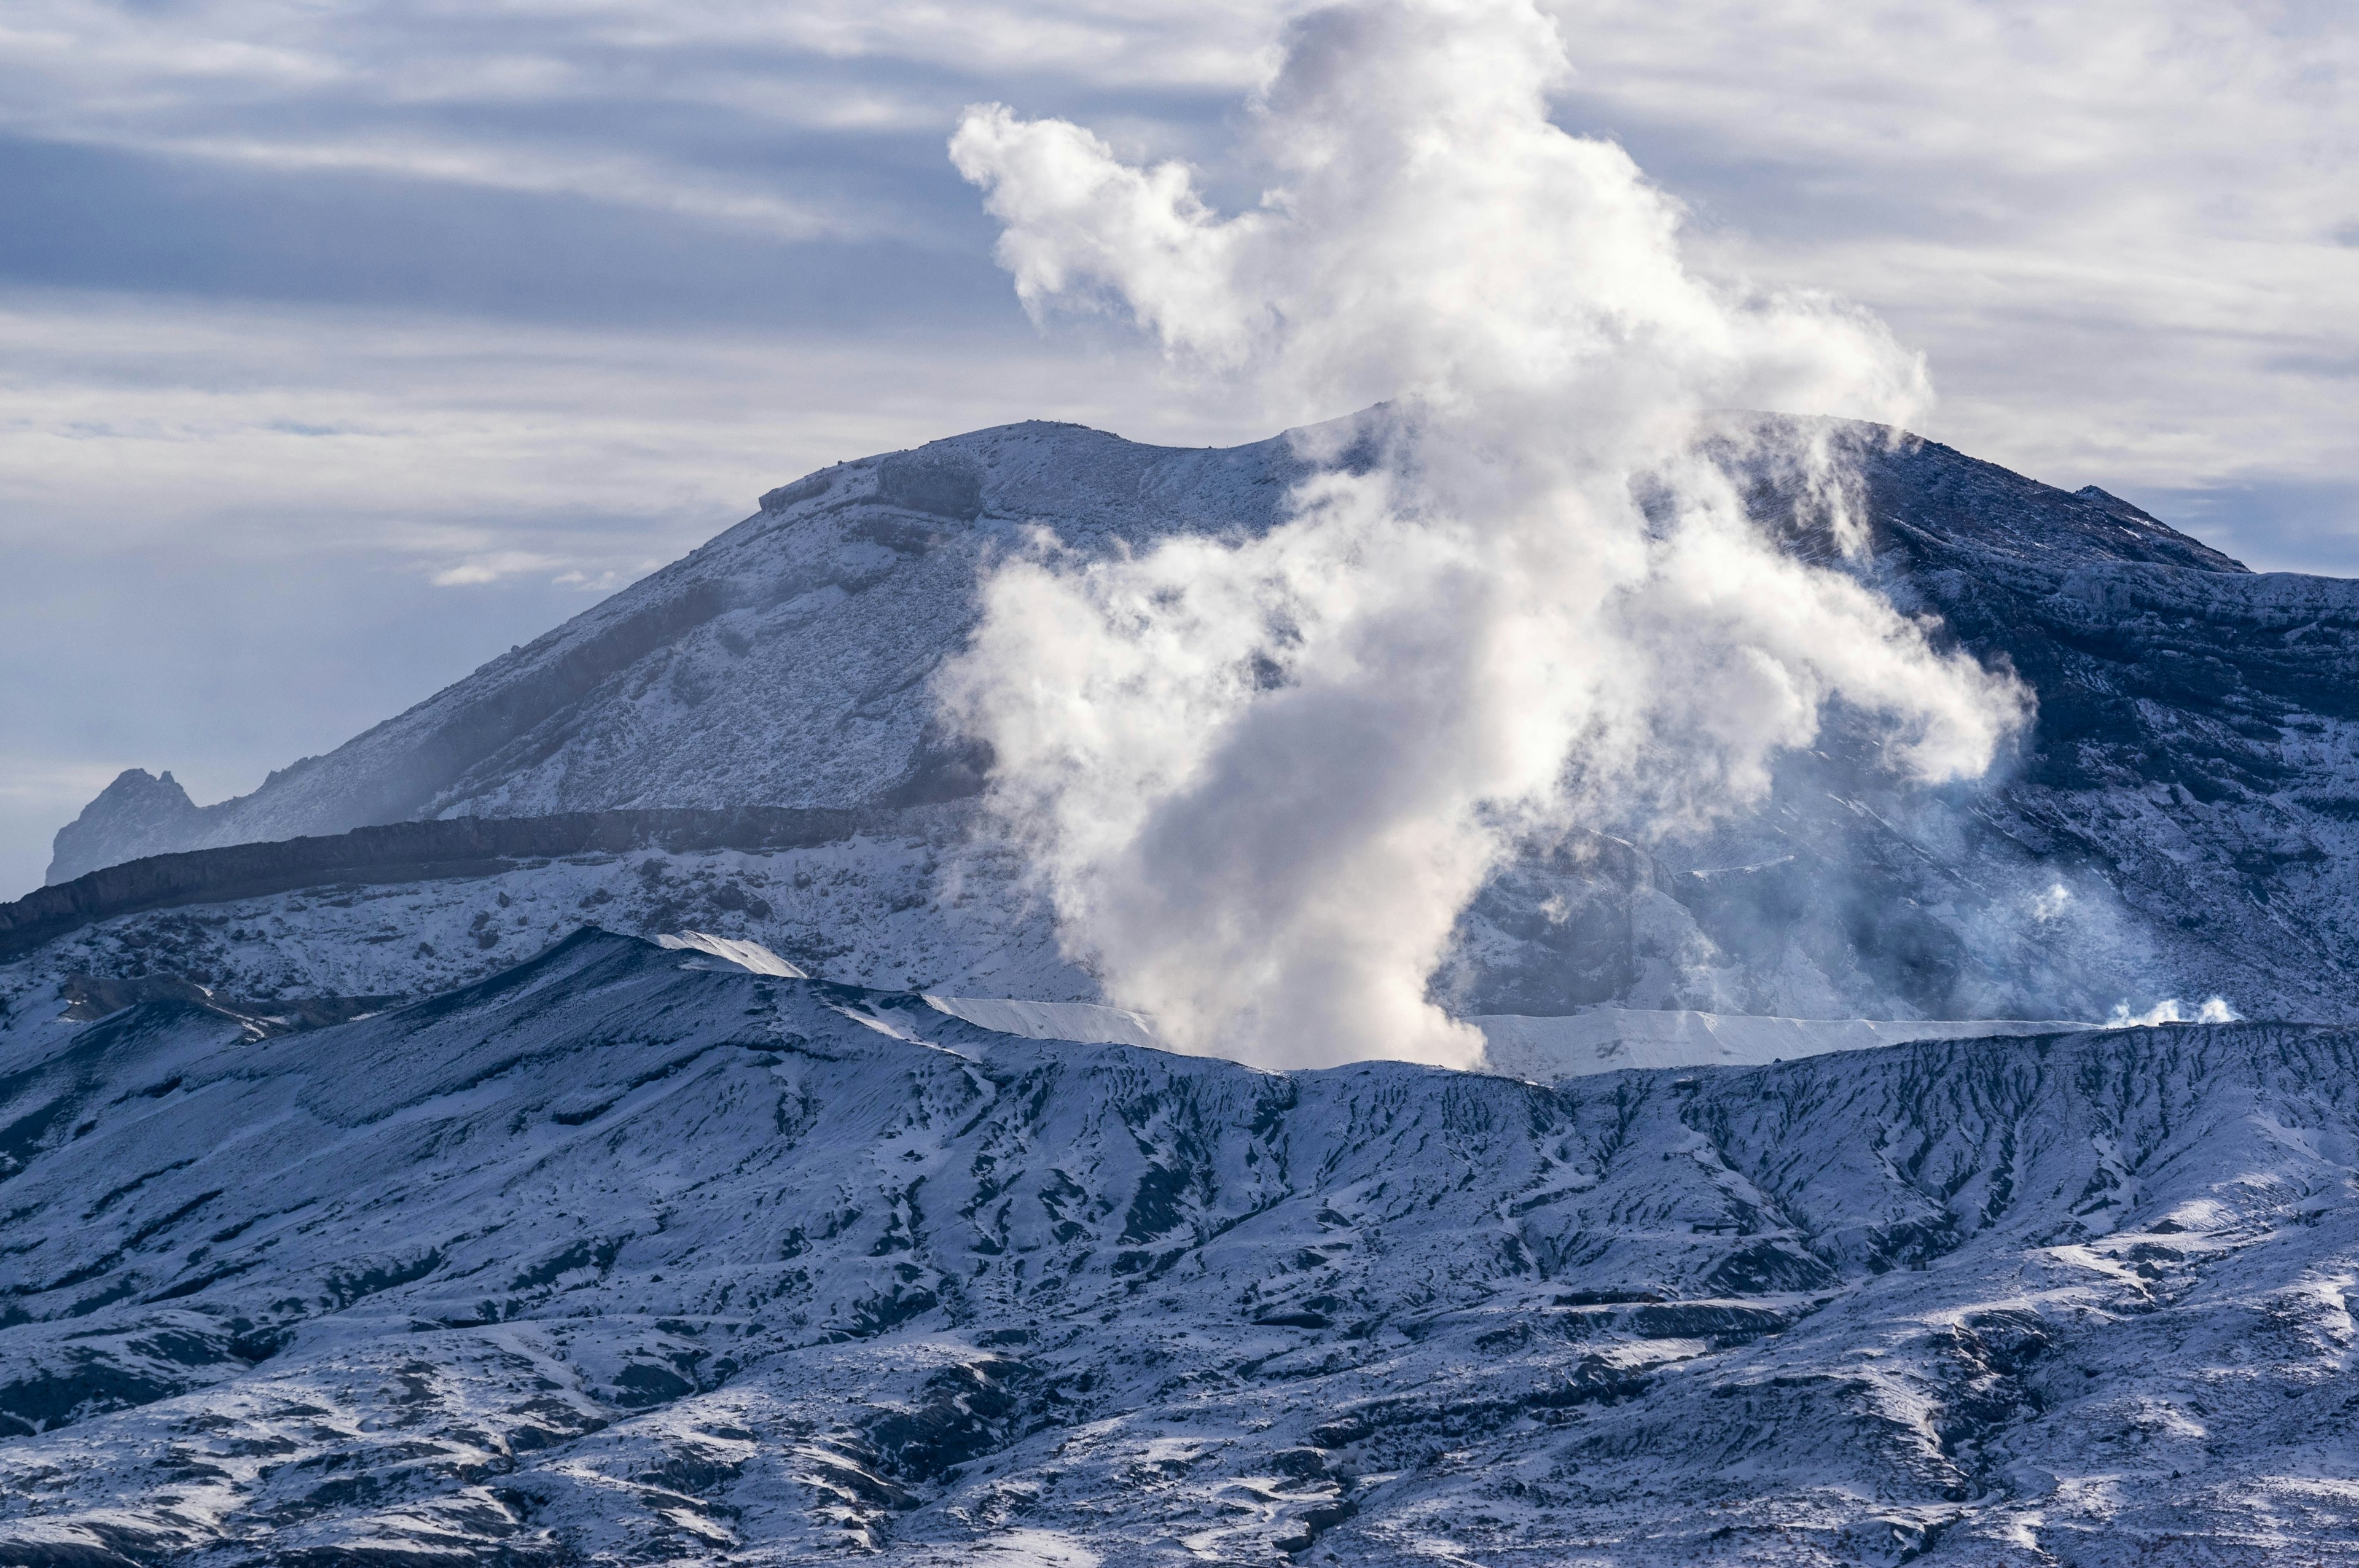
(2, 0, 2353, 897)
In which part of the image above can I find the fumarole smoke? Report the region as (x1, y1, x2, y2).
(939, 0, 2032, 1070)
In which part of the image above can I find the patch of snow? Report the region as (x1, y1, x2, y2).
(921, 994, 1161, 1050)
(656, 930, 808, 977)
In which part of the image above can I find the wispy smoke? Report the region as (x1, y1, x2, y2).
(940, 0, 2031, 1069)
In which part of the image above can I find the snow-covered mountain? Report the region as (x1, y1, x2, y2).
(42, 416, 2245, 876)
(2, 929, 2355, 1565)
(33, 413, 2359, 1024)
(47, 424, 1303, 878)
(14, 413, 2359, 1562)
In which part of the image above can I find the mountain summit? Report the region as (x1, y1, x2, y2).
(33, 414, 2359, 1025)
(47, 413, 2245, 882)
(47, 421, 1304, 883)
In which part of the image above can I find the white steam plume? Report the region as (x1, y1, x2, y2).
(940, 0, 2032, 1070)
(2108, 997, 2240, 1028)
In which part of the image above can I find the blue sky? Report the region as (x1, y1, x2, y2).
(1, 0, 2353, 895)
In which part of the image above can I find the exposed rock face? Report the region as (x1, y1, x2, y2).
(45, 768, 201, 885)
(0, 930, 2354, 1564)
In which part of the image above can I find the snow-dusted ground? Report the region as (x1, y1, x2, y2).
(1, 816, 1095, 1024)
(2, 930, 2357, 1566)
(0, 850, 2107, 1084)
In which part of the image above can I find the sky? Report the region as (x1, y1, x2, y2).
(0, 0, 2353, 897)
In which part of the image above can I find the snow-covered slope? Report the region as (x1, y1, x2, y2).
(47, 424, 1307, 881)
(2, 929, 2357, 1565)
(2, 813, 1096, 1020)
(39, 413, 2359, 1022)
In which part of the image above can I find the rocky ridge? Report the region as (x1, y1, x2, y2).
(1, 930, 2355, 1565)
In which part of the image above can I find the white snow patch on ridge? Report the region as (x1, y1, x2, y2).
(909, 996, 2092, 1078)
(923, 994, 1162, 1050)
(894, 990, 2107, 1077)
(654, 930, 807, 977)
(636, 932, 2226, 1081)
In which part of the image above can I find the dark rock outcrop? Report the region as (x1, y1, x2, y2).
(4, 807, 872, 962)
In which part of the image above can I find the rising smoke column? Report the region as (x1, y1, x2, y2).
(940, 0, 2031, 1070)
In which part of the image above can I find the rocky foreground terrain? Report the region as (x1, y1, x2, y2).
(2, 930, 2357, 1566)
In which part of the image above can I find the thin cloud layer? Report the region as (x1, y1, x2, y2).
(1547, 0, 2359, 502)
(4, 1, 2346, 495)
